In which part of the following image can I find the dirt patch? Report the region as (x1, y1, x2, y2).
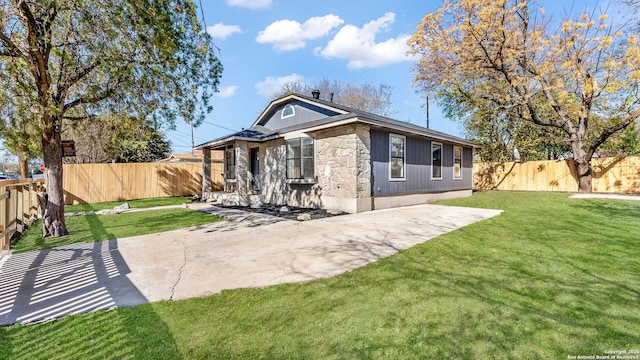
(220, 204, 346, 221)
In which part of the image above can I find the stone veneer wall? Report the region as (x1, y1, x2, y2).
(234, 141, 249, 204)
(258, 138, 324, 209)
(315, 124, 371, 201)
(259, 139, 287, 205)
(256, 124, 372, 213)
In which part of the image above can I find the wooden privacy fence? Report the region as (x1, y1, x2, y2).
(474, 156, 640, 194)
(63, 162, 224, 204)
(0, 179, 41, 251)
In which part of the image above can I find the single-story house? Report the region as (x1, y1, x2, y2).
(160, 150, 223, 163)
(196, 91, 478, 213)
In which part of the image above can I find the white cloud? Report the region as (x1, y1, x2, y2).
(316, 12, 416, 69)
(226, 0, 271, 9)
(215, 85, 239, 98)
(207, 22, 242, 40)
(256, 15, 344, 51)
(255, 73, 305, 98)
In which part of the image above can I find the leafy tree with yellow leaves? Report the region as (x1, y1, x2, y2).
(439, 87, 571, 161)
(409, 0, 640, 192)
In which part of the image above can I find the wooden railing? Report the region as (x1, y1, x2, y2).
(0, 179, 41, 251)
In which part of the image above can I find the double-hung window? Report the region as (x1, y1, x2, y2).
(225, 148, 235, 180)
(453, 146, 463, 179)
(432, 142, 442, 179)
(286, 137, 314, 179)
(390, 134, 406, 181)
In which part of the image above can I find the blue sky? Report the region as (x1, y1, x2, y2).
(170, 0, 627, 154)
(170, 0, 437, 152)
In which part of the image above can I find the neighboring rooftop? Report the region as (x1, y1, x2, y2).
(160, 149, 223, 163)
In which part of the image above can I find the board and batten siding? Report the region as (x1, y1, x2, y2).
(369, 129, 473, 196)
(260, 101, 338, 130)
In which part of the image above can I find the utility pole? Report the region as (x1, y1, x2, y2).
(191, 120, 195, 155)
(425, 96, 430, 129)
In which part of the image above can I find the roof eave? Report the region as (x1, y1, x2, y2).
(299, 116, 479, 147)
(195, 136, 262, 150)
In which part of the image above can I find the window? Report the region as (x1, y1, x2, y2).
(389, 134, 405, 181)
(281, 104, 295, 119)
(454, 146, 463, 179)
(225, 148, 235, 180)
(432, 142, 442, 179)
(286, 137, 314, 179)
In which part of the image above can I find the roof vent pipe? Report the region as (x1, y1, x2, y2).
(312, 89, 320, 99)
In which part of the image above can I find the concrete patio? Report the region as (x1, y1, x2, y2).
(0, 203, 502, 326)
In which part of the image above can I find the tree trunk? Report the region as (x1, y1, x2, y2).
(571, 141, 592, 193)
(41, 130, 68, 237)
(575, 159, 592, 193)
(19, 157, 29, 179)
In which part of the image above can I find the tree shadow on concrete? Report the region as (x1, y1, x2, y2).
(0, 239, 148, 326)
(283, 215, 470, 282)
(189, 206, 289, 233)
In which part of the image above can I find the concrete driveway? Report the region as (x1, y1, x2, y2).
(0, 204, 502, 325)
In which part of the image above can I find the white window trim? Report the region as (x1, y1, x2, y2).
(389, 133, 406, 182)
(281, 104, 295, 119)
(286, 136, 315, 180)
(453, 146, 463, 180)
(431, 142, 443, 180)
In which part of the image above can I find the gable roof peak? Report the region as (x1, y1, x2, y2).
(251, 92, 349, 128)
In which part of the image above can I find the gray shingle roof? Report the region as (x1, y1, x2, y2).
(196, 92, 478, 149)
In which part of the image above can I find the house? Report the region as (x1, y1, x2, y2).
(160, 149, 223, 163)
(196, 91, 478, 213)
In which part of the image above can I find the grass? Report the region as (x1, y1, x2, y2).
(12, 208, 223, 253)
(64, 196, 192, 213)
(2, 192, 639, 359)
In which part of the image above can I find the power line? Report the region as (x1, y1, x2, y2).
(201, 121, 239, 132)
(167, 128, 207, 143)
(167, 134, 192, 144)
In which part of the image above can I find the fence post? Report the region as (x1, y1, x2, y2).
(202, 148, 212, 195)
(1, 188, 10, 251)
(23, 183, 29, 224)
(17, 184, 23, 233)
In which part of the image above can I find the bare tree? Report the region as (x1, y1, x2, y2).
(63, 116, 171, 164)
(279, 78, 397, 117)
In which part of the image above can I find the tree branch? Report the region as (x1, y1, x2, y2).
(537, 78, 577, 133)
(57, 60, 101, 101)
(17, 0, 51, 102)
(0, 30, 26, 59)
(63, 88, 116, 112)
(62, 114, 97, 121)
(588, 109, 640, 158)
(58, 59, 102, 94)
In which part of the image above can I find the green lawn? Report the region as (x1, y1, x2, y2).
(65, 196, 192, 213)
(2, 192, 639, 359)
(12, 208, 223, 253)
